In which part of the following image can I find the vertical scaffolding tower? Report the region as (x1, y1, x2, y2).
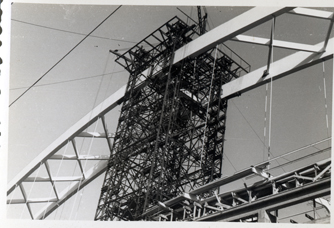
(94, 17, 250, 221)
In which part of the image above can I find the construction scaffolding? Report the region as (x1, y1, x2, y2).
(6, 6, 332, 223)
(94, 16, 250, 221)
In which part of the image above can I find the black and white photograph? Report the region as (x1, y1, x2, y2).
(1, 0, 333, 226)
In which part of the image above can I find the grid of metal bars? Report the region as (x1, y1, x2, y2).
(94, 17, 249, 221)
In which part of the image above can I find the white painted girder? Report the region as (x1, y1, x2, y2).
(7, 6, 334, 220)
(7, 199, 26, 204)
(7, 85, 125, 195)
(8, 159, 107, 219)
(324, 16, 334, 50)
(19, 183, 33, 219)
(173, 7, 293, 64)
(221, 38, 334, 99)
(50, 154, 110, 160)
(34, 160, 108, 220)
(7, 6, 293, 205)
(24, 176, 83, 182)
(289, 8, 334, 20)
(7, 6, 293, 197)
(7, 85, 122, 219)
(77, 131, 114, 138)
(7, 198, 58, 204)
(232, 35, 323, 53)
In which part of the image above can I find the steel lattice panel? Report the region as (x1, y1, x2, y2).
(95, 17, 248, 221)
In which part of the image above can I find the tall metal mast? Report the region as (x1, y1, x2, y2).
(197, 6, 207, 35)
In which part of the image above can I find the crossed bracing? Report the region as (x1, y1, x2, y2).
(7, 6, 334, 220)
(143, 158, 331, 222)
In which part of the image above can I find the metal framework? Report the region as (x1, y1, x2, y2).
(6, 6, 333, 222)
(141, 158, 331, 222)
(95, 16, 250, 221)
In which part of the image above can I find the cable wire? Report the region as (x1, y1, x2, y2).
(268, 147, 330, 172)
(9, 5, 122, 107)
(58, 144, 80, 220)
(74, 55, 116, 220)
(268, 76, 273, 165)
(19, 162, 43, 219)
(11, 18, 136, 44)
(266, 17, 275, 170)
(322, 61, 330, 147)
(42, 141, 69, 219)
(278, 208, 320, 221)
(10, 70, 126, 91)
(264, 83, 268, 160)
(230, 99, 289, 171)
(69, 51, 115, 220)
(177, 7, 197, 26)
(200, 45, 218, 167)
(231, 100, 265, 146)
(69, 117, 100, 220)
(268, 137, 331, 165)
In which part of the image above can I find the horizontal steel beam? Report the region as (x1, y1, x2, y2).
(289, 8, 334, 20)
(50, 154, 110, 160)
(196, 178, 330, 221)
(24, 176, 83, 182)
(142, 161, 269, 217)
(173, 7, 293, 64)
(146, 158, 330, 221)
(231, 35, 323, 52)
(77, 131, 114, 138)
(221, 38, 334, 99)
(190, 161, 269, 195)
(7, 198, 58, 204)
(193, 159, 331, 211)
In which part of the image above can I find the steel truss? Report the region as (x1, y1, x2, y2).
(94, 17, 249, 221)
(143, 158, 331, 222)
(7, 6, 333, 221)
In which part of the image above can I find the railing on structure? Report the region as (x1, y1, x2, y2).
(111, 16, 250, 78)
(144, 157, 331, 222)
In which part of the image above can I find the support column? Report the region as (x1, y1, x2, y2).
(258, 209, 277, 223)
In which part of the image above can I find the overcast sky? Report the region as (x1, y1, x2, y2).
(3, 1, 333, 223)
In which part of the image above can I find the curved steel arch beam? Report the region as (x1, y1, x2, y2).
(7, 85, 126, 196)
(8, 6, 333, 220)
(34, 159, 108, 220)
(7, 6, 292, 198)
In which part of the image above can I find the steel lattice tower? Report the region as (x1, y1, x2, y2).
(94, 17, 249, 221)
